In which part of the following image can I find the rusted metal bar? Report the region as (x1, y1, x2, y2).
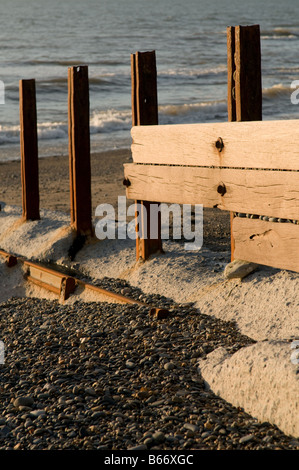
(68, 65, 92, 236)
(131, 51, 162, 261)
(23, 261, 76, 301)
(26, 275, 61, 295)
(0, 249, 18, 267)
(0, 248, 169, 313)
(76, 279, 146, 306)
(19, 79, 40, 221)
(150, 308, 170, 319)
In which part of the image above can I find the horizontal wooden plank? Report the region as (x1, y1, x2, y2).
(131, 120, 299, 170)
(233, 217, 299, 273)
(124, 163, 299, 220)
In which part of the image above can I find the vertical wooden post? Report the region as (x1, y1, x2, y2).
(227, 27, 236, 260)
(131, 51, 162, 261)
(227, 24, 262, 260)
(234, 25, 262, 122)
(68, 65, 92, 236)
(19, 79, 40, 221)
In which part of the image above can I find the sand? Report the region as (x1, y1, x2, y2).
(0, 149, 132, 214)
(0, 148, 298, 440)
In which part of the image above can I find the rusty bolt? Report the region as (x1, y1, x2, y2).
(215, 137, 224, 152)
(149, 308, 170, 320)
(123, 178, 131, 187)
(6, 255, 17, 268)
(217, 183, 227, 196)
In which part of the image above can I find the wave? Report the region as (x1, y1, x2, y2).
(0, 121, 68, 146)
(90, 109, 131, 134)
(0, 100, 227, 147)
(0, 109, 132, 146)
(262, 83, 293, 98)
(160, 64, 227, 78)
(36, 75, 119, 89)
(0, 83, 294, 148)
(21, 59, 124, 67)
(32, 65, 226, 91)
(159, 100, 227, 123)
(261, 27, 299, 40)
(0, 124, 20, 145)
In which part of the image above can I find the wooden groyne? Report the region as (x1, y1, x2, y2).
(2, 23, 299, 274)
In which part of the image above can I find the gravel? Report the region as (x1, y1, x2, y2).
(0, 293, 298, 451)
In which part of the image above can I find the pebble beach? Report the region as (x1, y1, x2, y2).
(0, 295, 297, 451)
(0, 149, 298, 452)
(2, 0, 299, 458)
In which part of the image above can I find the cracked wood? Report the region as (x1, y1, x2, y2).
(233, 217, 299, 273)
(131, 120, 299, 170)
(124, 163, 299, 220)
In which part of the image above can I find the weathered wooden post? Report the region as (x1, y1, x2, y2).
(227, 24, 262, 260)
(19, 79, 40, 221)
(68, 65, 92, 236)
(131, 51, 162, 261)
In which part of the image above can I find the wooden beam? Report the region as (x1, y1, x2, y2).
(131, 51, 162, 261)
(227, 25, 236, 260)
(124, 163, 299, 220)
(131, 51, 159, 126)
(227, 26, 236, 123)
(233, 217, 299, 273)
(228, 24, 262, 261)
(68, 65, 92, 236)
(131, 119, 299, 170)
(19, 79, 40, 221)
(234, 25, 262, 122)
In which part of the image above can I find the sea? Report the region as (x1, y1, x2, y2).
(1, 0, 299, 161)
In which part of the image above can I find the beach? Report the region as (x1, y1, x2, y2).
(0, 148, 232, 252)
(0, 149, 298, 451)
(0, 149, 132, 215)
(1, 0, 299, 455)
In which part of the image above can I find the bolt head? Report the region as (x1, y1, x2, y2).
(123, 178, 131, 187)
(215, 137, 224, 152)
(217, 183, 227, 196)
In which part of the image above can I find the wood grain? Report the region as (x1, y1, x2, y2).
(131, 51, 162, 260)
(19, 79, 40, 221)
(68, 65, 92, 236)
(226, 25, 262, 261)
(233, 217, 299, 273)
(124, 163, 299, 220)
(234, 25, 262, 121)
(131, 120, 299, 170)
(227, 26, 236, 123)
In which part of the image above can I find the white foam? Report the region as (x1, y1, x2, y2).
(263, 83, 292, 98)
(90, 108, 131, 134)
(160, 64, 227, 77)
(159, 100, 227, 124)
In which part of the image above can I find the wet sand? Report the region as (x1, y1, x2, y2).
(0, 149, 131, 214)
(0, 148, 231, 251)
